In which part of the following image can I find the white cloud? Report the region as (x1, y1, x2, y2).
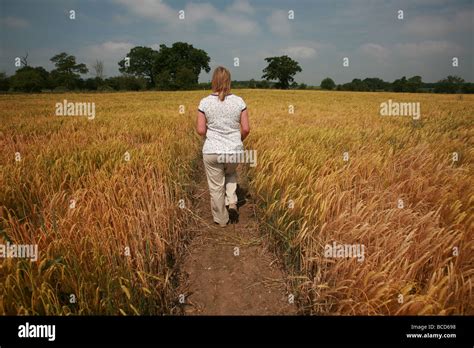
(112, 0, 259, 35)
(112, 14, 133, 24)
(83, 41, 135, 76)
(394, 40, 462, 58)
(150, 43, 162, 51)
(0, 16, 30, 29)
(281, 46, 316, 59)
(359, 43, 390, 62)
(185, 2, 259, 35)
(183, 2, 215, 24)
(404, 16, 452, 37)
(87, 41, 135, 55)
(403, 10, 474, 37)
(113, 0, 176, 22)
(266, 10, 291, 36)
(228, 0, 255, 15)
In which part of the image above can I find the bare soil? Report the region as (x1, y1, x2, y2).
(177, 167, 296, 315)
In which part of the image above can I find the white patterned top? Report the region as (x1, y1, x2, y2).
(198, 93, 247, 154)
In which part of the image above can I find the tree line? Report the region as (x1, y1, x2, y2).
(320, 75, 473, 93)
(0, 41, 471, 93)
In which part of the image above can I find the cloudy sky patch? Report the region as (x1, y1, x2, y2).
(1, 0, 472, 84)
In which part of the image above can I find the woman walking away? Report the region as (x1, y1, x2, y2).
(196, 66, 250, 227)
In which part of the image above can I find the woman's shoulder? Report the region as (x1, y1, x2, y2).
(199, 94, 214, 105)
(228, 94, 245, 102)
(200, 94, 213, 101)
(200, 93, 244, 104)
(229, 94, 246, 109)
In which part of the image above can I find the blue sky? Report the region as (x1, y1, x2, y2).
(1, 0, 473, 84)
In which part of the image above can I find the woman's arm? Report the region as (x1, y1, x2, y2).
(196, 111, 207, 137)
(240, 109, 250, 140)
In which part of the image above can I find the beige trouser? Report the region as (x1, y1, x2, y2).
(203, 154, 238, 225)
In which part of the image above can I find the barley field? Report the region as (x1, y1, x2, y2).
(245, 90, 473, 315)
(0, 90, 472, 315)
(0, 92, 201, 315)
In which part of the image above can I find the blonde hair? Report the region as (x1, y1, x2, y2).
(211, 66, 231, 101)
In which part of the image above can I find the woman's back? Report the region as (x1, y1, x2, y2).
(196, 65, 249, 227)
(198, 93, 247, 154)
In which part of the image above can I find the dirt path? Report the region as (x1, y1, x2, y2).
(177, 167, 296, 315)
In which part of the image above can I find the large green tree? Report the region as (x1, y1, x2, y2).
(50, 52, 88, 89)
(406, 76, 423, 93)
(321, 77, 336, 90)
(118, 46, 159, 87)
(119, 43, 210, 89)
(392, 76, 422, 92)
(154, 42, 210, 89)
(435, 75, 465, 94)
(262, 55, 302, 89)
(392, 76, 408, 92)
(362, 77, 388, 91)
(10, 66, 50, 92)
